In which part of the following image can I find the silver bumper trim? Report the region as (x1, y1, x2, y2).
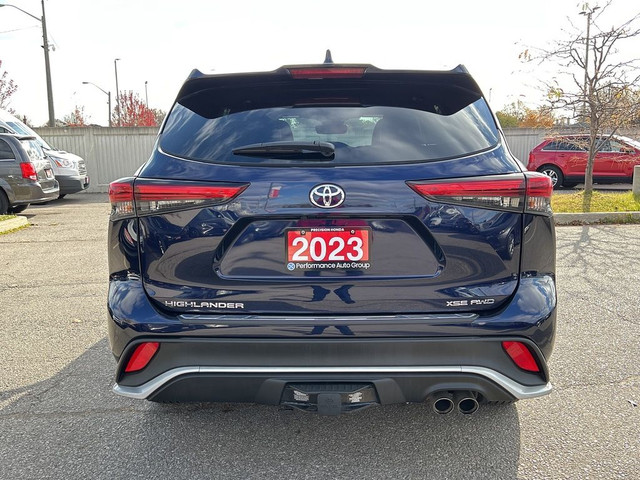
(113, 365, 552, 401)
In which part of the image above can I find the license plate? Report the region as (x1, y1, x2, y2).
(286, 227, 371, 271)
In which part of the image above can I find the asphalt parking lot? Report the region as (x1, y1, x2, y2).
(1, 194, 638, 479)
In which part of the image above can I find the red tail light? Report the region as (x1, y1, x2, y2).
(407, 173, 552, 215)
(524, 172, 553, 214)
(20, 162, 38, 181)
(109, 180, 135, 219)
(288, 67, 366, 79)
(124, 342, 160, 373)
(502, 341, 540, 372)
(109, 178, 249, 219)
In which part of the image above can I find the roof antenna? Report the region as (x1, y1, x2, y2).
(324, 49, 333, 64)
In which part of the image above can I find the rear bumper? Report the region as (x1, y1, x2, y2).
(12, 181, 59, 205)
(114, 365, 551, 403)
(112, 336, 551, 403)
(108, 273, 556, 405)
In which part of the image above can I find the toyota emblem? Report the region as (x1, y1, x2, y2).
(309, 184, 345, 209)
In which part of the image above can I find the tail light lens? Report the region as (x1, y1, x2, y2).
(502, 341, 540, 372)
(124, 342, 160, 373)
(524, 172, 553, 215)
(109, 178, 249, 220)
(20, 162, 38, 181)
(407, 172, 552, 215)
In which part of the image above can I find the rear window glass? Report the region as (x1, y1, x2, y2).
(160, 80, 499, 165)
(20, 139, 44, 163)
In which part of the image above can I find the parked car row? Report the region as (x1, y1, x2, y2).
(0, 110, 89, 215)
(527, 134, 640, 189)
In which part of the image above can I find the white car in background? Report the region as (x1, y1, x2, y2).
(0, 110, 89, 198)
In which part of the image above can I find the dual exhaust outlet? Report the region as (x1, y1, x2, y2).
(430, 391, 479, 415)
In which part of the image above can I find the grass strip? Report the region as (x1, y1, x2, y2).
(552, 191, 640, 213)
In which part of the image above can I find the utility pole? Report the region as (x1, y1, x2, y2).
(41, 0, 55, 126)
(0, 3, 55, 126)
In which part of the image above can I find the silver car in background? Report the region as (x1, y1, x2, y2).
(0, 110, 89, 198)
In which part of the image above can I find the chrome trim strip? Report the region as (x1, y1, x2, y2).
(113, 365, 552, 401)
(178, 313, 478, 324)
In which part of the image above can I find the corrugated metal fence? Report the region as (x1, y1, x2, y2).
(36, 127, 158, 192)
(34, 127, 640, 192)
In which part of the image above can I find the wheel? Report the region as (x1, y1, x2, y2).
(538, 165, 564, 189)
(0, 190, 9, 215)
(8, 204, 29, 214)
(58, 194, 66, 199)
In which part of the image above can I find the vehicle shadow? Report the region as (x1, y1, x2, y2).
(1, 339, 521, 479)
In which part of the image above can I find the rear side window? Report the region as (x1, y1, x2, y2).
(542, 140, 587, 152)
(0, 138, 15, 160)
(160, 80, 499, 166)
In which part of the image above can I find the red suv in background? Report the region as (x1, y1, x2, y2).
(528, 135, 640, 188)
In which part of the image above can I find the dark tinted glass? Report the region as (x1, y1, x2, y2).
(0, 138, 14, 160)
(160, 84, 499, 165)
(543, 139, 589, 152)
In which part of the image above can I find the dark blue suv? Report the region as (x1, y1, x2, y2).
(107, 58, 556, 415)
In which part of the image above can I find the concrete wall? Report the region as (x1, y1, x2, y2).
(35, 127, 640, 192)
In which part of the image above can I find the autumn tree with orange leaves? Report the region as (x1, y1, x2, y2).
(113, 91, 157, 127)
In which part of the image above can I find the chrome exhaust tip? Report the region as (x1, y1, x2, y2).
(454, 391, 479, 415)
(431, 391, 455, 414)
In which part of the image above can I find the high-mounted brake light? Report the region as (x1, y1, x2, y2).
(109, 178, 249, 220)
(124, 342, 160, 373)
(502, 341, 540, 372)
(288, 67, 366, 79)
(407, 172, 553, 215)
(20, 162, 38, 181)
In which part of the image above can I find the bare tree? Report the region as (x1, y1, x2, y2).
(0, 59, 18, 110)
(524, 2, 640, 201)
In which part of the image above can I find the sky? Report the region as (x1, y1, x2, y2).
(1, 0, 639, 126)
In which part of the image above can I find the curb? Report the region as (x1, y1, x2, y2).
(554, 211, 640, 225)
(0, 215, 29, 234)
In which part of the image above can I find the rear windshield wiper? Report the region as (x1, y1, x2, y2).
(232, 141, 335, 160)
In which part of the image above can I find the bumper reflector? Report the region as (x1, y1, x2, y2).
(502, 341, 540, 372)
(125, 342, 160, 373)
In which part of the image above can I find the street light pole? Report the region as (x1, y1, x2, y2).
(0, 2, 55, 126)
(114, 58, 121, 126)
(82, 82, 111, 127)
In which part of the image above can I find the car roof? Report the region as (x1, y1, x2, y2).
(0, 133, 37, 142)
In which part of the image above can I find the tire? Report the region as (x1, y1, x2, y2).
(0, 190, 9, 215)
(9, 203, 29, 214)
(538, 165, 564, 189)
(58, 194, 66, 199)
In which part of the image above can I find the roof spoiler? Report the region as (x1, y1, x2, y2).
(185, 63, 471, 81)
